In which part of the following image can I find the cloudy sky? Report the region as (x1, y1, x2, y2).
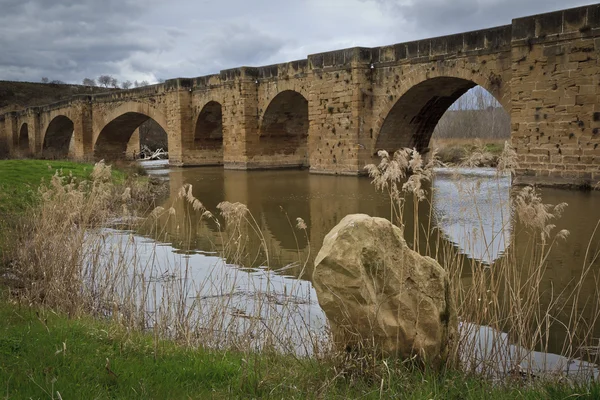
(0, 0, 595, 85)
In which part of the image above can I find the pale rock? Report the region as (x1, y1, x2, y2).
(313, 214, 457, 366)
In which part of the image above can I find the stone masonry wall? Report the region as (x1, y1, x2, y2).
(511, 4, 600, 187)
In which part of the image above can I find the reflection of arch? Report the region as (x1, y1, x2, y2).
(373, 72, 508, 155)
(43, 116, 74, 157)
(18, 123, 29, 152)
(194, 101, 223, 150)
(246, 170, 310, 250)
(95, 107, 168, 160)
(256, 90, 309, 157)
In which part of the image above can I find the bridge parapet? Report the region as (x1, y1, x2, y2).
(373, 25, 512, 66)
(91, 83, 168, 103)
(33, 95, 91, 114)
(308, 47, 373, 70)
(512, 4, 600, 45)
(219, 67, 260, 82)
(256, 59, 309, 80)
(191, 74, 221, 90)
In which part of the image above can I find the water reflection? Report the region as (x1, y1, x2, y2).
(138, 165, 600, 361)
(512, 188, 600, 354)
(156, 167, 499, 278)
(91, 228, 326, 356)
(433, 167, 511, 263)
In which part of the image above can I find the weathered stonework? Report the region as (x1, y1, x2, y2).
(510, 7, 600, 187)
(1, 4, 600, 187)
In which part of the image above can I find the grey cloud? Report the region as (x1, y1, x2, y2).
(201, 23, 287, 68)
(0, 0, 161, 82)
(371, 0, 594, 40)
(126, 21, 287, 80)
(0, 0, 597, 84)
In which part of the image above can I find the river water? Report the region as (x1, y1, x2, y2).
(100, 161, 600, 376)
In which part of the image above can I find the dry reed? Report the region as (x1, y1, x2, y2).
(365, 143, 600, 380)
(6, 148, 600, 384)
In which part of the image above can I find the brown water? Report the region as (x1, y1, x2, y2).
(135, 161, 600, 366)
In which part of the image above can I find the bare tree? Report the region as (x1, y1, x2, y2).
(121, 80, 132, 90)
(134, 80, 150, 88)
(82, 78, 96, 86)
(110, 77, 119, 88)
(98, 75, 113, 88)
(432, 86, 510, 140)
(41, 77, 49, 83)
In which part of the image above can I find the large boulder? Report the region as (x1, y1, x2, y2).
(313, 214, 457, 366)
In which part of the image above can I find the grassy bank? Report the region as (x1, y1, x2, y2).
(2, 296, 596, 399)
(0, 159, 101, 215)
(0, 160, 126, 255)
(430, 138, 505, 166)
(1, 158, 600, 398)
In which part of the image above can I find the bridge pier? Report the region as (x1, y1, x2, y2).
(221, 68, 261, 170)
(20, 110, 41, 156)
(509, 9, 600, 187)
(307, 49, 371, 175)
(3, 113, 18, 153)
(69, 101, 93, 161)
(164, 80, 194, 166)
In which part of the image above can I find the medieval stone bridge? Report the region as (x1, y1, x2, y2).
(1, 4, 600, 186)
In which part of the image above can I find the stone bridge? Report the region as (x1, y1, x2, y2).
(1, 4, 600, 186)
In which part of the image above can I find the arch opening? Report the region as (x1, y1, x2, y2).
(195, 101, 223, 150)
(43, 116, 74, 158)
(139, 119, 169, 157)
(252, 90, 309, 168)
(186, 101, 224, 165)
(375, 77, 509, 159)
(431, 86, 510, 163)
(374, 77, 511, 265)
(95, 112, 168, 161)
(18, 123, 30, 154)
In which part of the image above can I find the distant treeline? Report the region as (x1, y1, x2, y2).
(433, 107, 510, 139)
(139, 119, 168, 151)
(432, 86, 510, 140)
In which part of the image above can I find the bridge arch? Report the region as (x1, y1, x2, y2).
(194, 101, 223, 151)
(252, 90, 309, 167)
(18, 123, 29, 153)
(372, 70, 509, 156)
(43, 115, 74, 158)
(94, 102, 169, 160)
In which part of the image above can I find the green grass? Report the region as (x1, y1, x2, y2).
(434, 142, 504, 166)
(0, 159, 124, 254)
(2, 298, 599, 399)
(0, 299, 243, 399)
(0, 159, 125, 215)
(1, 159, 600, 399)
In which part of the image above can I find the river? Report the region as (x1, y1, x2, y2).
(98, 160, 600, 377)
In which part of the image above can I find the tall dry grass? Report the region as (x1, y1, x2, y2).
(8, 163, 324, 359)
(5, 149, 600, 383)
(365, 143, 600, 379)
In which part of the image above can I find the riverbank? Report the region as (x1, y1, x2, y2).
(1, 159, 599, 398)
(430, 138, 505, 166)
(2, 293, 596, 399)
